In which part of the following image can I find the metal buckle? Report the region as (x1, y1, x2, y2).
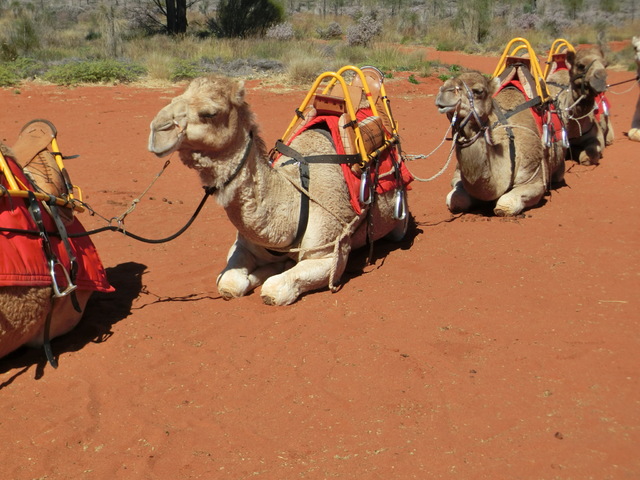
(49, 259, 77, 298)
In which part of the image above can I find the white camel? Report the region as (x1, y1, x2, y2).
(435, 71, 565, 216)
(148, 75, 410, 306)
(628, 36, 640, 142)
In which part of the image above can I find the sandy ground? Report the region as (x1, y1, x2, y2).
(1, 45, 639, 480)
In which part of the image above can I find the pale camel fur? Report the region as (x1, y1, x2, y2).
(148, 75, 409, 306)
(547, 46, 612, 164)
(628, 36, 640, 142)
(435, 71, 565, 216)
(0, 141, 93, 359)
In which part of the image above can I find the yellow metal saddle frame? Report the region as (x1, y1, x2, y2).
(543, 38, 575, 79)
(279, 65, 399, 173)
(0, 120, 84, 213)
(492, 37, 550, 103)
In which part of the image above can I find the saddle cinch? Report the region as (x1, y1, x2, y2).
(278, 65, 400, 176)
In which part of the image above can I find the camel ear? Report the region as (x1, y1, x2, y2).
(232, 80, 245, 106)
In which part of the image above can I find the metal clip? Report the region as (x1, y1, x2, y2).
(542, 123, 551, 148)
(359, 170, 372, 205)
(49, 259, 78, 298)
(561, 128, 569, 148)
(601, 99, 609, 117)
(393, 190, 407, 220)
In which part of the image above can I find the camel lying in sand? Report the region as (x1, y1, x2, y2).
(628, 37, 640, 142)
(435, 71, 565, 216)
(148, 75, 411, 306)
(1, 122, 112, 362)
(546, 46, 612, 164)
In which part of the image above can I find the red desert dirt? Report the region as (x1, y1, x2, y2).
(1, 47, 638, 479)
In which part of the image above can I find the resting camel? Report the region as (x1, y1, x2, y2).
(435, 71, 565, 216)
(1, 122, 112, 362)
(628, 36, 640, 142)
(547, 46, 612, 164)
(148, 75, 411, 306)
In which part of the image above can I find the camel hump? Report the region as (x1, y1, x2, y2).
(11, 119, 75, 224)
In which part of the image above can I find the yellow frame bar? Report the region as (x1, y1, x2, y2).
(491, 37, 548, 101)
(543, 38, 575, 78)
(0, 150, 84, 212)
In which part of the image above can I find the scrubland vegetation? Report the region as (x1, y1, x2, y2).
(0, 0, 637, 87)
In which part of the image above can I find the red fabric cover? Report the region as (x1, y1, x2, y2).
(283, 108, 413, 214)
(496, 80, 564, 141)
(0, 156, 113, 291)
(594, 92, 610, 122)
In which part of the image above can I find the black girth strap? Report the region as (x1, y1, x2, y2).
(491, 99, 518, 190)
(273, 139, 360, 249)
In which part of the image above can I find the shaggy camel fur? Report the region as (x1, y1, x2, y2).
(0, 287, 91, 359)
(547, 46, 612, 164)
(435, 71, 565, 216)
(628, 37, 640, 142)
(148, 75, 409, 306)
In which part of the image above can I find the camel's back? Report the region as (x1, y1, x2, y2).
(494, 86, 539, 130)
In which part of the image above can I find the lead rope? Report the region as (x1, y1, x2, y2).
(403, 110, 459, 183)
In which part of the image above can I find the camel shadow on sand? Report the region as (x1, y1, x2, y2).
(0, 261, 146, 383)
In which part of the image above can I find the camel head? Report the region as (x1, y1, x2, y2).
(435, 71, 498, 127)
(567, 46, 608, 95)
(149, 76, 248, 158)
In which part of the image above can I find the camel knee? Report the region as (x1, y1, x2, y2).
(217, 269, 253, 299)
(629, 128, 640, 142)
(446, 184, 473, 213)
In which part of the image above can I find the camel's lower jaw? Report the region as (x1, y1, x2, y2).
(148, 132, 183, 157)
(437, 105, 456, 114)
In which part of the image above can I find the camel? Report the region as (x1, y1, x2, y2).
(546, 45, 612, 164)
(1, 122, 112, 363)
(628, 36, 640, 142)
(148, 75, 411, 306)
(435, 71, 565, 216)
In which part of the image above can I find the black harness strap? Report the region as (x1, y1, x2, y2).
(491, 99, 518, 190)
(273, 139, 360, 250)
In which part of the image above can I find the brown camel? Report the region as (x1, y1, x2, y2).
(435, 71, 565, 216)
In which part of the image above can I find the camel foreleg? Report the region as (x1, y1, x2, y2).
(217, 238, 291, 300)
(494, 183, 544, 216)
(260, 254, 347, 306)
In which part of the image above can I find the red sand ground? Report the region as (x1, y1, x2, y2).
(1, 47, 638, 480)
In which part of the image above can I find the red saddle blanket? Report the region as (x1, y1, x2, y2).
(497, 80, 564, 138)
(0, 157, 113, 292)
(283, 108, 413, 215)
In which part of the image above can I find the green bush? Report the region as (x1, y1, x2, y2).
(208, 0, 284, 38)
(0, 58, 42, 86)
(170, 59, 204, 81)
(42, 59, 146, 85)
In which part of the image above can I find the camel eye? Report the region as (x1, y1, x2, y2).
(198, 110, 218, 119)
(472, 87, 484, 96)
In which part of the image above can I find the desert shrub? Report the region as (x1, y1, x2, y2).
(316, 22, 342, 40)
(208, 0, 284, 38)
(266, 22, 294, 41)
(0, 57, 42, 86)
(43, 59, 146, 85)
(170, 59, 204, 81)
(345, 12, 382, 47)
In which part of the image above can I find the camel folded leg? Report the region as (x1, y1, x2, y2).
(217, 238, 292, 300)
(494, 182, 545, 216)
